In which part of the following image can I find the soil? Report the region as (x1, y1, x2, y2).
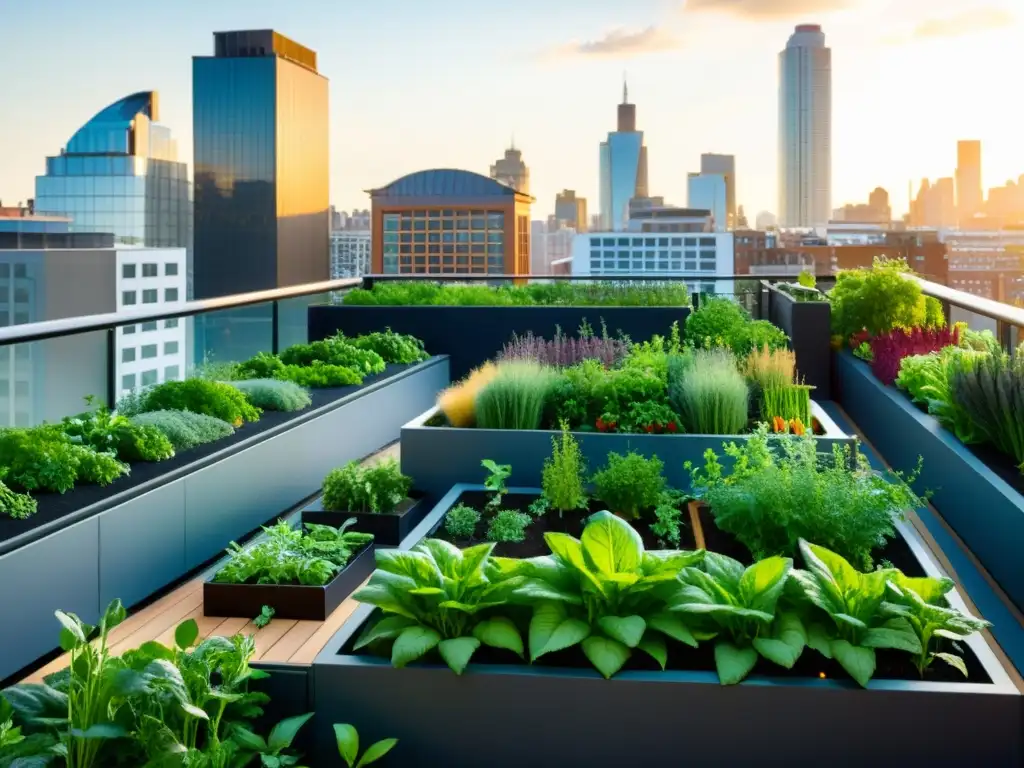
(398, 490, 990, 685)
(0, 364, 416, 550)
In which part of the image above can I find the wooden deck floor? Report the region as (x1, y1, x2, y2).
(20, 443, 398, 684)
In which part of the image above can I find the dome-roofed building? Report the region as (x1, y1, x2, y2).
(368, 168, 534, 276)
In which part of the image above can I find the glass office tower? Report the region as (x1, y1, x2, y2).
(192, 30, 329, 301)
(599, 83, 649, 231)
(34, 91, 190, 249)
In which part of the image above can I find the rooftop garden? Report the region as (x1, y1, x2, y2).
(340, 280, 693, 307)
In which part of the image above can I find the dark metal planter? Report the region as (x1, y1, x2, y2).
(763, 281, 832, 397)
(308, 484, 1022, 767)
(204, 542, 376, 621)
(400, 403, 853, 497)
(308, 304, 691, 381)
(834, 349, 1024, 613)
(301, 496, 431, 547)
(0, 357, 449, 682)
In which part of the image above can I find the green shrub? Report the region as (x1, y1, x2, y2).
(590, 451, 665, 520)
(650, 491, 685, 548)
(0, 474, 37, 519)
(280, 339, 385, 375)
(234, 352, 285, 379)
(444, 503, 481, 539)
(129, 410, 235, 452)
(593, 366, 666, 419)
(689, 425, 921, 569)
(322, 458, 412, 514)
(541, 422, 587, 515)
(341, 281, 691, 307)
(230, 379, 312, 412)
(761, 383, 813, 425)
(486, 510, 532, 543)
(829, 257, 945, 341)
(0, 426, 129, 493)
(344, 329, 429, 364)
(676, 349, 749, 435)
(896, 347, 985, 444)
(128, 379, 260, 426)
(685, 297, 748, 349)
(545, 359, 607, 428)
(952, 355, 1024, 469)
(278, 361, 364, 388)
(63, 399, 174, 462)
(475, 361, 558, 430)
(732, 320, 789, 356)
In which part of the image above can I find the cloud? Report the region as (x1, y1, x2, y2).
(907, 8, 1013, 40)
(548, 26, 681, 59)
(684, 0, 853, 19)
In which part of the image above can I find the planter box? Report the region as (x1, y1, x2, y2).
(401, 403, 853, 498)
(835, 349, 1024, 613)
(308, 304, 691, 381)
(301, 496, 431, 547)
(763, 281, 832, 397)
(308, 485, 1022, 767)
(0, 357, 449, 682)
(204, 542, 376, 621)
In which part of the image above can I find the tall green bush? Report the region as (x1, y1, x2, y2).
(676, 349, 749, 435)
(541, 422, 587, 516)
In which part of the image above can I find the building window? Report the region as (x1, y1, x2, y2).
(122, 373, 136, 390)
(164, 318, 178, 329)
(141, 369, 158, 387)
(165, 262, 179, 276)
(142, 321, 158, 332)
(122, 291, 137, 306)
(122, 347, 136, 363)
(164, 341, 179, 355)
(142, 263, 158, 277)
(164, 365, 180, 381)
(122, 264, 136, 279)
(165, 288, 179, 302)
(122, 325, 136, 335)
(142, 289, 157, 304)
(141, 344, 158, 359)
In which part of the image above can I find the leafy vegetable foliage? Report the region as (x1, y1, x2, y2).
(322, 458, 413, 515)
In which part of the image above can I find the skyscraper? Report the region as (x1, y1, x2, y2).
(778, 25, 832, 228)
(34, 91, 190, 249)
(489, 146, 530, 195)
(599, 82, 649, 231)
(700, 154, 736, 229)
(687, 173, 728, 232)
(956, 140, 983, 227)
(192, 30, 329, 300)
(554, 189, 587, 232)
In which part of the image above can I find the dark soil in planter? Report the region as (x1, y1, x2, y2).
(433, 491, 699, 556)
(0, 364, 416, 548)
(342, 605, 992, 685)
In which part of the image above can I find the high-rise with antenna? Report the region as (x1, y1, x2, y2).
(601, 78, 648, 230)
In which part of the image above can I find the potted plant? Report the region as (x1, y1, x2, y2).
(303, 458, 426, 546)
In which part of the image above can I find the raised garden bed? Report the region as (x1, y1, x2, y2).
(204, 541, 376, 621)
(309, 483, 1022, 767)
(301, 495, 430, 547)
(763, 281, 831, 397)
(835, 349, 1024, 614)
(308, 304, 692, 381)
(0, 356, 449, 681)
(401, 402, 853, 497)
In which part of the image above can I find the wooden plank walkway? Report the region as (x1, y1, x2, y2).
(19, 443, 398, 684)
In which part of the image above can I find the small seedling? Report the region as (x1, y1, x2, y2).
(481, 458, 511, 512)
(254, 605, 275, 629)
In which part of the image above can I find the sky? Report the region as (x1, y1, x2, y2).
(0, 0, 1021, 220)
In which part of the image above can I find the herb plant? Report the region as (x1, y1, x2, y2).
(685, 297, 748, 350)
(732, 320, 789, 356)
(590, 451, 665, 520)
(124, 378, 261, 426)
(444, 503, 481, 539)
(895, 347, 984, 443)
(541, 422, 587, 517)
(791, 540, 923, 687)
(353, 540, 524, 674)
(236, 352, 366, 388)
(0, 426, 129, 494)
(62, 399, 175, 463)
(475, 361, 557, 430)
(952, 354, 1024, 470)
(500, 327, 629, 369)
(334, 723, 398, 768)
(280, 338, 386, 375)
(344, 328, 429, 364)
(671, 553, 805, 684)
(230, 378, 312, 412)
(322, 458, 413, 515)
(213, 520, 374, 587)
(254, 604, 276, 628)
(0, 473, 37, 520)
(129, 409, 235, 451)
(742, 344, 796, 393)
(494, 512, 705, 678)
(342, 280, 691, 307)
(482, 458, 511, 513)
(676, 349, 749, 435)
(650, 491, 684, 548)
(487, 510, 532, 543)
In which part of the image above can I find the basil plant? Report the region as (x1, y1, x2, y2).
(492, 511, 705, 679)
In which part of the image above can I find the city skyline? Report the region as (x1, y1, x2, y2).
(1, 0, 1022, 221)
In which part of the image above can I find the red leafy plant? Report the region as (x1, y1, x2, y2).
(870, 327, 959, 385)
(499, 328, 628, 369)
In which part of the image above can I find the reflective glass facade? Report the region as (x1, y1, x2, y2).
(381, 209, 505, 274)
(192, 32, 329, 300)
(34, 92, 190, 249)
(599, 132, 644, 231)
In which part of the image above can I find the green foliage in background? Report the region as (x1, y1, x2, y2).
(487, 510, 532, 543)
(122, 378, 260, 426)
(444, 503, 481, 539)
(343, 328, 430, 364)
(128, 409, 235, 452)
(62, 397, 174, 462)
(675, 349, 749, 435)
(322, 458, 412, 515)
(342, 281, 692, 307)
(0, 474, 37, 520)
(952, 354, 1024, 471)
(896, 347, 986, 444)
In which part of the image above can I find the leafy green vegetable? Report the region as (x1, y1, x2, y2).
(951, 354, 1024, 470)
(62, 397, 175, 462)
(254, 605, 275, 629)
(0, 425, 129, 494)
(0, 474, 36, 520)
(322, 458, 413, 515)
(590, 451, 666, 520)
(486, 510, 532, 543)
(353, 540, 523, 674)
(895, 347, 985, 443)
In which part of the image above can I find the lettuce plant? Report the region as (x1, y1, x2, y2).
(493, 512, 705, 678)
(353, 540, 524, 674)
(669, 553, 804, 684)
(882, 573, 990, 678)
(895, 347, 985, 444)
(791, 540, 921, 687)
